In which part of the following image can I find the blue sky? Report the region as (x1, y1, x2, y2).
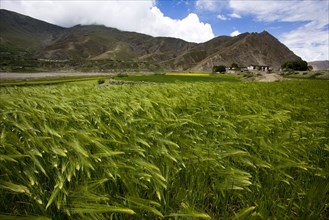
(1, 0, 328, 61)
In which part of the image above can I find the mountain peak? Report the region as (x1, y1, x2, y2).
(260, 30, 270, 35)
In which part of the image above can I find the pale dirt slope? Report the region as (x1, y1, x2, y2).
(0, 72, 114, 81)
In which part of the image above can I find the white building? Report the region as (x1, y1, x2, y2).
(247, 65, 271, 72)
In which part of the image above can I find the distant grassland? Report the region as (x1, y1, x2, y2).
(0, 80, 328, 219)
(113, 73, 240, 83)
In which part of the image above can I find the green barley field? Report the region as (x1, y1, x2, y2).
(0, 75, 328, 219)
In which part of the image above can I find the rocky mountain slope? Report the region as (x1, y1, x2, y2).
(0, 9, 301, 71)
(0, 9, 64, 51)
(308, 60, 329, 70)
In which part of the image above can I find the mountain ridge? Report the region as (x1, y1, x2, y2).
(308, 60, 329, 70)
(0, 9, 302, 71)
(0, 9, 64, 51)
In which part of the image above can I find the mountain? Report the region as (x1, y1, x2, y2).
(0, 9, 64, 51)
(308, 60, 329, 70)
(0, 9, 301, 72)
(40, 24, 195, 61)
(188, 31, 299, 71)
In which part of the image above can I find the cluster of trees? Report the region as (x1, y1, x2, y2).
(281, 60, 311, 71)
(212, 63, 240, 74)
(212, 65, 226, 73)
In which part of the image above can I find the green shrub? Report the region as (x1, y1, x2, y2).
(97, 79, 105, 84)
(212, 65, 226, 73)
(230, 63, 239, 69)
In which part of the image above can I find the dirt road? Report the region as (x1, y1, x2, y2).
(243, 72, 283, 82)
(0, 72, 115, 81)
(257, 73, 283, 82)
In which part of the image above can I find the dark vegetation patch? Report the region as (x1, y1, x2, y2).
(112, 74, 240, 83)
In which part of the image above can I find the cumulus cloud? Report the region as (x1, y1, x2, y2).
(230, 30, 241, 37)
(217, 14, 228, 21)
(139, 7, 214, 43)
(229, 0, 329, 61)
(0, 0, 214, 43)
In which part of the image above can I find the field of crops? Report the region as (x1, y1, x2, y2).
(112, 73, 239, 83)
(1, 79, 328, 219)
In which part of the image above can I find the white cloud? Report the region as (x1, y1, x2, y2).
(195, 0, 218, 11)
(228, 0, 329, 61)
(229, 13, 241, 19)
(281, 25, 329, 61)
(217, 14, 228, 21)
(229, 0, 328, 26)
(195, 0, 230, 12)
(230, 30, 241, 37)
(140, 8, 214, 43)
(0, 0, 214, 43)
